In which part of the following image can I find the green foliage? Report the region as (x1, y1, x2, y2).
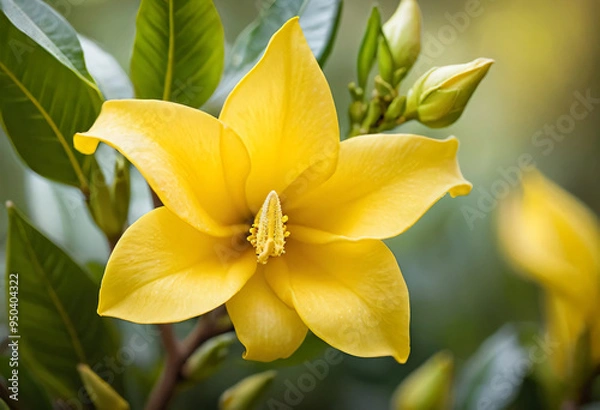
(206, 0, 343, 111)
(0, 0, 102, 190)
(130, 0, 225, 107)
(5, 203, 122, 400)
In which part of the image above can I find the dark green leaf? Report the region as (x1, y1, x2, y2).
(130, 0, 224, 107)
(205, 0, 343, 112)
(5, 203, 121, 400)
(0, 3, 102, 190)
(357, 6, 381, 89)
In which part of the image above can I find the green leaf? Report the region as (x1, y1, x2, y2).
(80, 36, 134, 100)
(357, 6, 381, 89)
(130, 0, 224, 107)
(5, 202, 121, 400)
(455, 324, 537, 410)
(0, 0, 94, 83)
(205, 0, 343, 112)
(0, 2, 102, 190)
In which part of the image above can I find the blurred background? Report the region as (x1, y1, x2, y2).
(1, 0, 599, 408)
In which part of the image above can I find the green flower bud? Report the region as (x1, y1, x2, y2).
(391, 351, 454, 410)
(381, 0, 422, 75)
(406, 58, 494, 128)
(77, 364, 130, 410)
(182, 332, 236, 383)
(357, 7, 382, 89)
(384, 95, 407, 122)
(219, 370, 276, 410)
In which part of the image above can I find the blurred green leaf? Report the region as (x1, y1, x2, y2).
(0, 398, 8, 410)
(130, 0, 224, 107)
(455, 324, 536, 410)
(5, 203, 121, 400)
(219, 370, 277, 410)
(0, 1, 102, 190)
(77, 364, 130, 410)
(80, 36, 134, 100)
(357, 7, 381, 89)
(205, 0, 343, 112)
(0, 354, 54, 410)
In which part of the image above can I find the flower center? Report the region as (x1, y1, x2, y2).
(247, 190, 290, 264)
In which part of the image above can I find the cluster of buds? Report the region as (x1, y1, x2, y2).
(348, 0, 493, 137)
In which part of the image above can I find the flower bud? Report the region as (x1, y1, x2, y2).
(381, 0, 422, 74)
(219, 371, 276, 410)
(182, 332, 236, 383)
(391, 351, 453, 410)
(77, 364, 130, 410)
(406, 58, 494, 128)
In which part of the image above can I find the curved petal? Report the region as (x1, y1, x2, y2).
(98, 207, 256, 323)
(226, 268, 308, 362)
(219, 17, 339, 212)
(75, 100, 251, 236)
(498, 170, 599, 314)
(286, 134, 471, 240)
(267, 239, 410, 362)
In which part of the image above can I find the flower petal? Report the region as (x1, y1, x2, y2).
(268, 239, 410, 362)
(498, 170, 600, 314)
(226, 268, 308, 362)
(219, 17, 339, 212)
(286, 134, 471, 240)
(98, 207, 256, 323)
(544, 293, 587, 376)
(75, 100, 251, 236)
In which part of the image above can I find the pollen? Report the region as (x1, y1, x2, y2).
(247, 190, 290, 264)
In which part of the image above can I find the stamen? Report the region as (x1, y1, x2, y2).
(247, 191, 289, 264)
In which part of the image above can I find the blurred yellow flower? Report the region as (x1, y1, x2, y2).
(74, 18, 471, 362)
(498, 170, 600, 375)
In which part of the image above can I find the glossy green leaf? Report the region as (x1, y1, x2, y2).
(0, 3, 102, 190)
(130, 0, 224, 107)
(5, 203, 121, 400)
(205, 0, 343, 112)
(0, 0, 94, 83)
(0, 398, 8, 410)
(357, 6, 381, 89)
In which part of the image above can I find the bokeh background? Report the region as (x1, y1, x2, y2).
(1, 0, 599, 409)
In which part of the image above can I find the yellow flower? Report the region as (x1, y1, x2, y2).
(498, 170, 600, 375)
(74, 18, 471, 362)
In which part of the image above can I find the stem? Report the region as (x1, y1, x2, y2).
(144, 310, 232, 410)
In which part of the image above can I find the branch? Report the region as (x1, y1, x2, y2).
(144, 310, 233, 410)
